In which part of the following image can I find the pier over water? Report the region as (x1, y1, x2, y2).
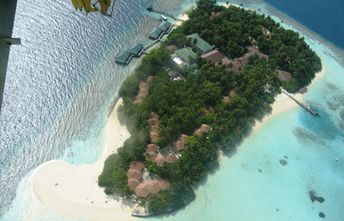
(282, 90, 319, 116)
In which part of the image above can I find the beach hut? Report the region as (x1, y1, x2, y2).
(127, 43, 144, 57)
(149, 27, 163, 40)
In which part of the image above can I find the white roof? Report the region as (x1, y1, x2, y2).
(173, 56, 184, 65)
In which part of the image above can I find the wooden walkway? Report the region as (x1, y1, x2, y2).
(282, 90, 319, 116)
(146, 5, 184, 22)
(143, 39, 160, 52)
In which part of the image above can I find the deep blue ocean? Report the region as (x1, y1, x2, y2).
(264, 0, 344, 50)
(0, 0, 344, 220)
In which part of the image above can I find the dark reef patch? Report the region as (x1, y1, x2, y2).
(258, 168, 263, 173)
(326, 95, 344, 111)
(279, 159, 287, 166)
(293, 127, 326, 146)
(309, 191, 325, 203)
(319, 212, 325, 218)
(325, 82, 339, 91)
(340, 121, 344, 131)
(339, 109, 344, 120)
(284, 155, 288, 159)
(298, 102, 344, 140)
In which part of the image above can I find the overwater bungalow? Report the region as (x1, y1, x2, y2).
(158, 21, 172, 33)
(127, 43, 144, 57)
(115, 51, 131, 64)
(149, 27, 163, 40)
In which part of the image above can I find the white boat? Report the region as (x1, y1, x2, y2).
(161, 15, 167, 21)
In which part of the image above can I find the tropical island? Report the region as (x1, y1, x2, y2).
(98, 0, 321, 216)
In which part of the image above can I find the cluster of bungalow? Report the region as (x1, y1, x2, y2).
(148, 21, 173, 40)
(166, 33, 294, 84)
(168, 33, 215, 77)
(115, 43, 144, 65)
(115, 21, 172, 65)
(167, 32, 238, 80)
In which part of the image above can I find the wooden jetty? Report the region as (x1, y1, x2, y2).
(143, 39, 160, 52)
(282, 90, 319, 116)
(146, 5, 183, 22)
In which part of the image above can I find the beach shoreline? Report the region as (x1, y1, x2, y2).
(252, 66, 325, 132)
(28, 3, 327, 221)
(30, 99, 136, 221)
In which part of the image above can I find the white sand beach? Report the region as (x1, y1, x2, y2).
(31, 99, 136, 221)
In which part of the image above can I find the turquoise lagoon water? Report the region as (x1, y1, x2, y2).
(148, 43, 344, 221)
(147, 1, 344, 221)
(1, 0, 344, 220)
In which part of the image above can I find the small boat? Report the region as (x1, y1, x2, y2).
(131, 209, 151, 217)
(160, 15, 167, 21)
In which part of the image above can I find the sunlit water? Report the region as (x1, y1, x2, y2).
(0, 0, 169, 218)
(1, 0, 344, 220)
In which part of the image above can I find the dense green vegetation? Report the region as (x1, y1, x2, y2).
(99, 0, 321, 215)
(167, 0, 321, 92)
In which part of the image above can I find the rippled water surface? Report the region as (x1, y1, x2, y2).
(0, 0, 162, 214)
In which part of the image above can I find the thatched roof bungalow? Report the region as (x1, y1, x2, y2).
(201, 49, 227, 63)
(146, 143, 158, 161)
(277, 70, 292, 81)
(129, 161, 145, 170)
(174, 134, 189, 152)
(128, 178, 141, 191)
(148, 112, 160, 143)
(194, 124, 211, 137)
(133, 81, 149, 104)
(135, 180, 171, 198)
(155, 153, 177, 166)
